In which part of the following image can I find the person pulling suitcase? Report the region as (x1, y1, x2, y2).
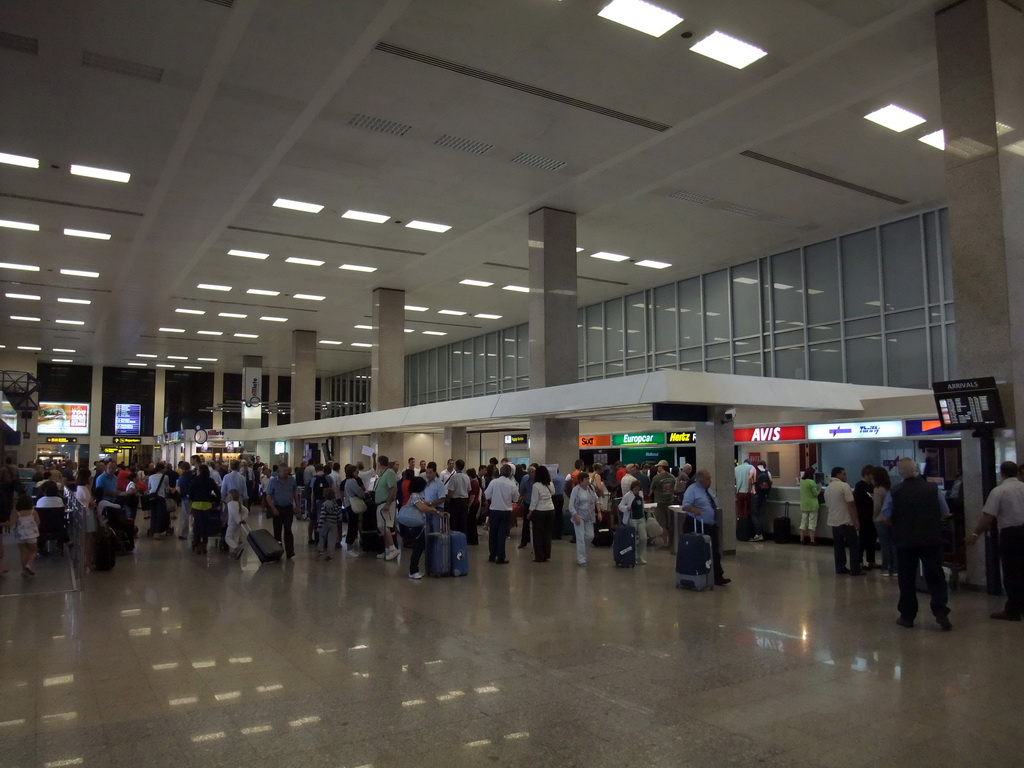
(680, 469, 730, 586)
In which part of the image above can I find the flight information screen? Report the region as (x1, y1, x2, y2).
(933, 377, 1005, 430)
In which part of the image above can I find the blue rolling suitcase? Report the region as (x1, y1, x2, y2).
(676, 518, 714, 591)
(613, 524, 637, 567)
(426, 517, 468, 577)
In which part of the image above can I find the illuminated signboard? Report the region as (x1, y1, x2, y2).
(807, 421, 904, 440)
(45, 436, 77, 444)
(666, 431, 697, 444)
(579, 435, 611, 448)
(503, 434, 528, 445)
(932, 377, 1006, 430)
(733, 426, 807, 442)
(905, 419, 946, 437)
(115, 403, 142, 436)
(37, 402, 90, 435)
(612, 432, 665, 447)
(113, 437, 142, 445)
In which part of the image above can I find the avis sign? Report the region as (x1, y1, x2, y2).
(733, 426, 807, 442)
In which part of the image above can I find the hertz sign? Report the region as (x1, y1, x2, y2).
(666, 431, 696, 444)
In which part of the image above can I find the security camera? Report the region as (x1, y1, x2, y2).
(721, 408, 736, 424)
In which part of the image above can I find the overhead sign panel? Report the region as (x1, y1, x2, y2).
(503, 434, 528, 445)
(932, 377, 1006, 430)
(733, 426, 806, 442)
(579, 434, 611, 448)
(36, 402, 89, 435)
(115, 403, 141, 436)
(807, 421, 904, 440)
(612, 432, 665, 447)
(666, 431, 696, 444)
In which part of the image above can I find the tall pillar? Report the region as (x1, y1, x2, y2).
(529, 418, 578, 476)
(528, 207, 577, 388)
(936, 0, 1024, 587)
(267, 373, 278, 429)
(444, 426, 468, 464)
(211, 368, 224, 432)
(291, 330, 317, 465)
(153, 367, 166, 463)
(696, 407, 738, 557)
(241, 355, 263, 436)
(88, 364, 103, 467)
(371, 288, 405, 463)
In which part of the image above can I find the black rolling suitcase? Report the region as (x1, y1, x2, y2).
(613, 524, 636, 567)
(359, 507, 385, 555)
(736, 516, 754, 542)
(773, 502, 792, 543)
(241, 521, 283, 563)
(676, 518, 714, 591)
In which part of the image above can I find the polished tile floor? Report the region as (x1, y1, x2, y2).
(1, 519, 1021, 768)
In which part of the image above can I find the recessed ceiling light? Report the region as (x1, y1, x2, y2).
(774, 283, 793, 290)
(404, 305, 429, 311)
(732, 277, 759, 285)
(864, 104, 926, 132)
(60, 269, 100, 278)
(636, 260, 671, 269)
(197, 330, 222, 336)
(293, 294, 325, 301)
(918, 129, 945, 150)
(405, 220, 452, 233)
(156, 363, 175, 368)
(0, 219, 40, 231)
(259, 316, 287, 322)
(285, 257, 325, 267)
(0, 261, 39, 271)
(0, 152, 39, 168)
(219, 312, 247, 318)
(10, 315, 40, 321)
(273, 198, 323, 213)
(690, 31, 767, 69)
(136, 354, 157, 359)
(590, 252, 630, 262)
(51, 358, 73, 363)
(63, 228, 111, 240)
(422, 330, 447, 336)
(5, 293, 40, 300)
(57, 297, 91, 305)
(342, 210, 390, 224)
(354, 324, 373, 330)
(167, 356, 188, 361)
(228, 249, 269, 260)
(475, 313, 503, 320)
(234, 333, 259, 339)
(197, 283, 231, 291)
(404, 328, 415, 333)
(459, 279, 493, 287)
(53, 348, 76, 353)
(339, 264, 377, 272)
(319, 340, 343, 345)
(247, 288, 280, 296)
(159, 327, 185, 333)
(576, 247, 585, 253)
(183, 365, 203, 370)
(598, 0, 683, 37)
(17, 345, 41, 350)
(70, 164, 130, 183)
(438, 309, 466, 316)
(127, 362, 147, 367)
(350, 342, 373, 348)
(502, 285, 529, 293)
(197, 357, 218, 362)
(55, 319, 85, 325)
(176, 308, 205, 315)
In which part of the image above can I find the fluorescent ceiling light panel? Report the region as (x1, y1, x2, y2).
(259, 316, 287, 322)
(864, 104, 926, 132)
(0, 152, 39, 168)
(918, 129, 945, 150)
(167, 356, 188, 361)
(459, 279, 493, 287)
(51, 358, 73, 363)
(405, 305, 429, 312)
(422, 330, 447, 336)
(339, 264, 377, 272)
(350, 342, 373, 348)
(342, 210, 389, 224)
(273, 198, 323, 213)
(733, 277, 759, 284)
(70, 164, 130, 183)
(228, 249, 269, 260)
(319, 340, 343, 345)
(176, 308, 205, 315)
(60, 269, 100, 278)
(405, 220, 452, 233)
(5, 293, 40, 300)
(136, 354, 157, 359)
(156, 364, 174, 368)
(234, 333, 258, 338)
(197, 330, 222, 336)
(293, 294, 325, 301)
(0, 261, 39, 271)
(354, 325, 373, 330)
(183, 366, 202, 370)
(247, 288, 280, 296)
(197, 357, 218, 362)
(11, 315, 40, 321)
(590, 251, 630, 262)
(636, 259, 671, 269)
(404, 328, 415, 333)
(475, 314, 503, 319)
(502, 285, 529, 293)
(127, 362, 147, 367)
(690, 31, 767, 69)
(58, 297, 91, 304)
(598, 0, 683, 37)
(285, 257, 325, 267)
(0, 218, 39, 231)
(219, 312, 247, 318)
(438, 309, 466, 316)
(17, 345, 41, 350)
(63, 228, 111, 240)
(53, 348, 76, 353)
(197, 283, 231, 291)
(159, 327, 185, 333)
(55, 319, 85, 325)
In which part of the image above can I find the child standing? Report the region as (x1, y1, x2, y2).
(14, 494, 40, 577)
(316, 487, 340, 560)
(223, 488, 248, 559)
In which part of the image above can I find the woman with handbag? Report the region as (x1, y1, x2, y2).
(343, 464, 368, 556)
(528, 465, 556, 562)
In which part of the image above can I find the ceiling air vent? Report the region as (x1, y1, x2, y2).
(348, 113, 412, 136)
(82, 51, 163, 82)
(0, 31, 39, 55)
(202, 0, 234, 7)
(669, 190, 715, 206)
(718, 202, 765, 218)
(511, 152, 566, 172)
(433, 134, 494, 155)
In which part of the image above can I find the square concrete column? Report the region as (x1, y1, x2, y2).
(292, 330, 317, 424)
(696, 408, 738, 558)
(529, 418, 579, 477)
(936, 0, 1024, 586)
(528, 207, 578, 389)
(444, 426, 468, 464)
(371, 288, 405, 412)
(212, 368, 224, 432)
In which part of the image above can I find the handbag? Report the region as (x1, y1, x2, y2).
(349, 494, 367, 514)
(645, 513, 664, 539)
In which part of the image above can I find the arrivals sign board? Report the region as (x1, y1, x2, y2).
(115, 403, 142, 435)
(612, 432, 665, 447)
(36, 402, 89, 435)
(932, 377, 1006, 430)
(807, 421, 904, 440)
(733, 426, 807, 442)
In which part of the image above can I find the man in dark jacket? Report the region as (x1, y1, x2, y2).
(881, 458, 952, 631)
(854, 465, 877, 570)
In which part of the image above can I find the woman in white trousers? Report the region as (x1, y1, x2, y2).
(568, 473, 601, 566)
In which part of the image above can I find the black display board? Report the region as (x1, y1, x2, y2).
(932, 377, 1005, 430)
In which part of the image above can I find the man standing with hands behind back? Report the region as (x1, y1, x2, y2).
(824, 467, 863, 576)
(266, 464, 299, 559)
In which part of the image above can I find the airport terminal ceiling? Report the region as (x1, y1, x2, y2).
(0, 0, 952, 376)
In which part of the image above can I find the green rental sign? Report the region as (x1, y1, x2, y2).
(612, 432, 665, 447)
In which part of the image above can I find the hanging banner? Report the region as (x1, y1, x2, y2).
(242, 366, 262, 421)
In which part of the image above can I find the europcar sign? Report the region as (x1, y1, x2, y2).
(612, 432, 665, 447)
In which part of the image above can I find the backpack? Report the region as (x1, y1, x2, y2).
(755, 469, 772, 494)
(311, 473, 328, 501)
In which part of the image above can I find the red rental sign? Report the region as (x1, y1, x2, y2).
(734, 426, 807, 442)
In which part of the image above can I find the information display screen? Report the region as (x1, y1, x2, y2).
(933, 377, 1005, 430)
(115, 403, 142, 436)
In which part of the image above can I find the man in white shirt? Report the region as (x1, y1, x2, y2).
(968, 460, 1024, 621)
(734, 458, 755, 519)
(484, 463, 519, 565)
(824, 466, 863, 576)
(357, 461, 377, 492)
(440, 459, 456, 484)
(445, 459, 472, 537)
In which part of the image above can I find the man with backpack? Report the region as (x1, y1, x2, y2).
(751, 461, 773, 542)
